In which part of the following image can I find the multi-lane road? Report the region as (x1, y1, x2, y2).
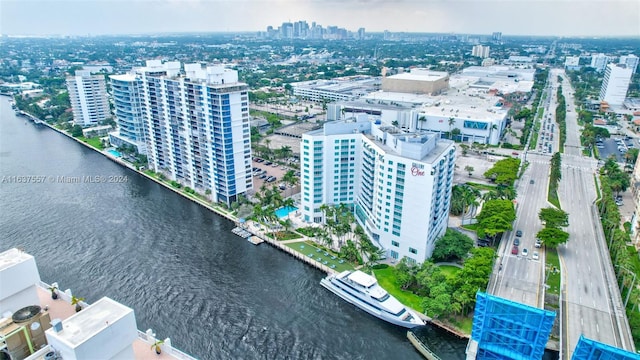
(490, 155, 549, 308)
(554, 69, 635, 357)
(486, 69, 635, 357)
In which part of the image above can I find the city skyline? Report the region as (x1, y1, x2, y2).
(1, 0, 638, 37)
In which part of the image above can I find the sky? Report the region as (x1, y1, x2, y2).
(0, 0, 639, 37)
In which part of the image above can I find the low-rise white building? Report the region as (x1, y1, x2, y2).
(300, 117, 455, 263)
(291, 77, 380, 103)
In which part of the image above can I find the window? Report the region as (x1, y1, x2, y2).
(390, 250, 398, 259)
(392, 241, 399, 247)
(409, 247, 417, 254)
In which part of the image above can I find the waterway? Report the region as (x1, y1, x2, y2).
(0, 95, 468, 359)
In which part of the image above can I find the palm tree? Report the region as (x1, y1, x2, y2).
(279, 145, 293, 160)
(282, 170, 297, 197)
(488, 124, 499, 143)
(264, 139, 271, 158)
(418, 115, 427, 130)
(448, 117, 455, 139)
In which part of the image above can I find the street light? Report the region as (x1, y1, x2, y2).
(616, 265, 637, 308)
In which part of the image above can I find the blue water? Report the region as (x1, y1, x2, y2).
(108, 149, 122, 157)
(275, 206, 297, 218)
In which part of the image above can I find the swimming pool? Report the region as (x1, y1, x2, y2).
(108, 149, 122, 158)
(275, 206, 298, 219)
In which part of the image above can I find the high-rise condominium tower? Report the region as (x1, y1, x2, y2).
(66, 70, 110, 127)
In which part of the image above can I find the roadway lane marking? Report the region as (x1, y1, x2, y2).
(596, 324, 599, 333)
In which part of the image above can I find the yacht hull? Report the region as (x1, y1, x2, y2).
(320, 277, 424, 328)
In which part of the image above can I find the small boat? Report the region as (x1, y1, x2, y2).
(320, 270, 425, 328)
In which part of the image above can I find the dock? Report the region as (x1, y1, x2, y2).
(232, 226, 252, 239)
(247, 236, 264, 245)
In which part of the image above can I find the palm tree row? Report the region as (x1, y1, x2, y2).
(315, 203, 386, 269)
(450, 184, 481, 216)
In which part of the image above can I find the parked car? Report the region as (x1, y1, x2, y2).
(515, 230, 523, 237)
(522, 248, 528, 257)
(532, 251, 539, 260)
(511, 246, 519, 255)
(535, 239, 542, 248)
(514, 238, 520, 246)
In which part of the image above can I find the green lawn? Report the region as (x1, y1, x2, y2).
(548, 184, 561, 209)
(461, 223, 479, 231)
(545, 248, 561, 295)
(78, 136, 104, 150)
(373, 267, 424, 311)
(267, 231, 302, 241)
(465, 182, 496, 191)
(438, 265, 461, 280)
(285, 241, 354, 272)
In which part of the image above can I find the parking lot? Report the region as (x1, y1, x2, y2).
(251, 158, 300, 194)
(596, 136, 636, 162)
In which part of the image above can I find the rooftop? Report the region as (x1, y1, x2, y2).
(0, 248, 32, 272)
(385, 70, 449, 82)
(33, 283, 191, 359)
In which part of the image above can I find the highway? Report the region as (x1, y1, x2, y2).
(553, 69, 635, 357)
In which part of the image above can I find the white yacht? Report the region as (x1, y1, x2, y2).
(320, 270, 425, 328)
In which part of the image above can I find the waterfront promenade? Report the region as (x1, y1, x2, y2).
(15, 108, 462, 341)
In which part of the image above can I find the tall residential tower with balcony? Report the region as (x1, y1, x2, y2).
(300, 116, 455, 263)
(599, 63, 633, 106)
(66, 70, 110, 127)
(108, 73, 147, 154)
(110, 60, 252, 206)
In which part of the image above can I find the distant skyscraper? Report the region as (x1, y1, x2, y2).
(492, 32, 502, 42)
(619, 54, 639, 74)
(472, 45, 490, 59)
(600, 63, 633, 106)
(590, 53, 610, 72)
(357, 28, 365, 40)
(66, 70, 110, 127)
(111, 60, 252, 206)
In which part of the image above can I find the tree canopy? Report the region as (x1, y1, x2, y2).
(539, 207, 569, 228)
(536, 227, 569, 248)
(475, 199, 516, 238)
(483, 158, 521, 186)
(432, 229, 474, 262)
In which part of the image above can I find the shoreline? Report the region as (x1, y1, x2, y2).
(13, 104, 469, 342)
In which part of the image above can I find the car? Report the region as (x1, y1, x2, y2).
(258, 174, 267, 179)
(532, 251, 539, 260)
(256, 158, 264, 163)
(512, 152, 519, 156)
(511, 246, 519, 255)
(522, 248, 528, 257)
(515, 230, 523, 237)
(535, 239, 542, 248)
(530, 180, 535, 184)
(514, 238, 520, 246)
(264, 161, 272, 166)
